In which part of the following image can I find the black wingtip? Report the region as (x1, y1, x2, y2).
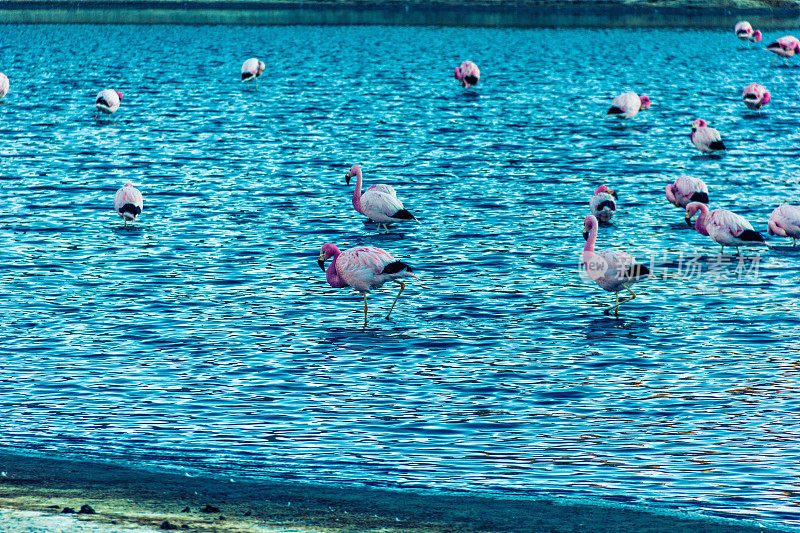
(709, 141, 726, 151)
(607, 106, 624, 115)
(381, 261, 412, 275)
(625, 264, 650, 279)
(689, 192, 709, 204)
(738, 229, 765, 242)
(390, 209, 417, 220)
(118, 203, 141, 216)
(596, 200, 616, 212)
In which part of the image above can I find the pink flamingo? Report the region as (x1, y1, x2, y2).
(583, 215, 650, 316)
(345, 165, 417, 232)
(607, 92, 651, 123)
(665, 177, 709, 209)
(95, 89, 122, 120)
(768, 204, 800, 245)
(241, 58, 266, 84)
(0, 73, 9, 100)
(742, 83, 771, 111)
(734, 21, 762, 45)
(766, 36, 800, 65)
(454, 61, 480, 89)
(114, 182, 143, 226)
(318, 243, 417, 326)
(685, 202, 764, 254)
(690, 119, 726, 154)
(589, 185, 617, 223)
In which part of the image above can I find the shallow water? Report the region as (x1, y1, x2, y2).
(0, 24, 799, 528)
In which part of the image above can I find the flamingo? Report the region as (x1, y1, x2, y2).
(318, 243, 417, 326)
(0, 73, 9, 100)
(241, 58, 265, 84)
(742, 83, 771, 111)
(767, 204, 800, 245)
(114, 182, 143, 226)
(582, 215, 650, 316)
(734, 21, 762, 46)
(685, 202, 765, 254)
(665, 177, 709, 209)
(690, 119, 726, 154)
(606, 92, 651, 124)
(766, 36, 800, 65)
(95, 89, 122, 120)
(454, 61, 480, 89)
(589, 185, 617, 223)
(345, 165, 417, 232)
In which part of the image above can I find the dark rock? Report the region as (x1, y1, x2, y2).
(244, 511, 251, 516)
(181, 507, 190, 513)
(219, 515, 225, 520)
(200, 504, 219, 513)
(61, 507, 75, 514)
(160, 520, 179, 530)
(47, 505, 60, 509)
(78, 504, 96, 514)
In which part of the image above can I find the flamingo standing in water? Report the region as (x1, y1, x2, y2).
(665, 176, 709, 209)
(0, 73, 9, 100)
(690, 119, 726, 154)
(454, 61, 480, 89)
(766, 36, 800, 65)
(318, 243, 417, 326)
(345, 165, 417, 232)
(768, 204, 800, 245)
(114, 182, 143, 226)
(606, 92, 651, 124)
(685, 202, 764, 254)
(241, 58, 265, 84)
(582, 215, 650, 316)
(95, 89, 122, 120)
(589, 185, 617, 223)
(734, 21, 762, 46)
(742, 83, 771, 111)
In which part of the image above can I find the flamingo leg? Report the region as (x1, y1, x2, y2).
(604, 287, 637, 316)
(720, 245, 724, 255)
(603, 292, 619, 316)
(386, 280, 405, 319)
(363, 293, 368, 327)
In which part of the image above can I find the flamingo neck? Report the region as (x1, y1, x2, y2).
(583, 222, 597, 261)
(325, 250, 348, 288)
(351, 168, 363, 212)
(694, 204, 710, 236)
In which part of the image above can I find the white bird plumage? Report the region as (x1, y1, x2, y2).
(96, 89, 122, 117)
(345, 165, 417, 232)
(114, 182, 144, 226)
(589, 185, 617, 223)
(768, 204, 800, 245)
(685, 202, 764, 254)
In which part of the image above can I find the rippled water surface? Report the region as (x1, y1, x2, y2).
(1, 24, 799, 528)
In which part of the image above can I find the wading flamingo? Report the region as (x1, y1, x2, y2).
(318, 243, 417, 326)
(95, 89, 122, 120)
(735, 21, 762, 45)
(768, 204, 800, 245)
(690, 119, 726, 154)
(583, 215, 650, 316)
(114, 182, 143, 226)
(607, 92, 651, 124)
(241, 58, 266, 83)
(0, 73, 9, 100)
(766, 36, 800, 65)
(685, 202, 764, 254)
(590, 185, 617, 223)
(454, 61, 480, 89)
(665, 177, 709, 209)
(742, 83, 771, 111)
(345, 165, 417, 232)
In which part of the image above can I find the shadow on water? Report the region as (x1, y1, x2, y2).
(584, 315, 650, 340)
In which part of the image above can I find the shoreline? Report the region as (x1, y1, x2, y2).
(0, 450, 793, 533)
(0, 1, 800, 26)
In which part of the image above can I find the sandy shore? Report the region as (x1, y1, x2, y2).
(0, 0, 799, 26)
(0, 450, 793, 533)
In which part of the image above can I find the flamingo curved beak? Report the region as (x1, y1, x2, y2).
(685, 215, 693, 227)
(583, 227, 589, 241)
(345, 171, 351, 185)
(318, 252, 326, 271)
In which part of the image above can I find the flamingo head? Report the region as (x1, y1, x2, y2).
(257, 61, 266, 75)
(639, 94, 651, 110)
(583, 214, 598, 240)
(454, 66, 462, 81)
(318, 243, 340, 271)
(344, 164, 361, 185)
(124, 181, 133, 188)
(691, 119, 708, 131)
(762, 90, 771, 105)
(594, 185, 618, 199)
(116, 91, 123, 102)
(684, 202, 709, 233)
(752, 30, 763, 42)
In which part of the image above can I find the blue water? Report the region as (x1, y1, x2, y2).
(0, 23, 799, 528)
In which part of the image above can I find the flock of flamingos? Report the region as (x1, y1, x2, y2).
(0, 26, 798, 324)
